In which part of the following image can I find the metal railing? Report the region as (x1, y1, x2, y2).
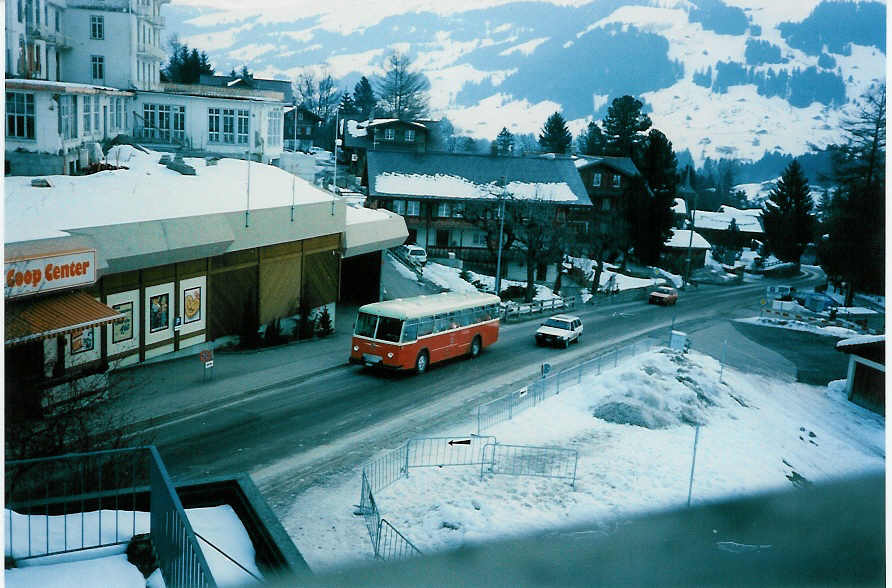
(388, 248, 424, 281)
(6, 447, 216, 587)
(501, 296, 576, 322)
(358, 470, 421, 562)
(406, 436, 495, 469)
(481, 443, 578, 487)
(476, 340, 654, 435)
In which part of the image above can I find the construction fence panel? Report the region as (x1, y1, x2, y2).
(363, 445, 409, 494)
(376, 519, 422, 562)
(481, 443, 579, 487)
(406, 436, 496, 469)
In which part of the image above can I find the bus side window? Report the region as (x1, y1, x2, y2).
(473, 306, 485, 323)
(402, 320, 418, 342)
(486, 304, 500, 320)
(435, 313, 449, 333)
(418, 317, 434, 337)
(459, 309, 473, 327)
(448, 312, 459, 329)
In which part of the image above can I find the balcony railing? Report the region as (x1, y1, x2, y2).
(137, 44, 167, 60)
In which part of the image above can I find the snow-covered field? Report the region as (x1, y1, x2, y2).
(737, 317, 858, 338)
(5, 505, 262, 588)
(285, 348, 884, 573)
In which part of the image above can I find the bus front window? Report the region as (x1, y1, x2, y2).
(377, 317, 404, 342)
(355, 313, 378, 338)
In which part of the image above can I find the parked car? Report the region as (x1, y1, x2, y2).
(649, 286, 678, 306)
(404, 245, 427, 266)
(535, 315, 583, 348)
(766, 284, 796, 302)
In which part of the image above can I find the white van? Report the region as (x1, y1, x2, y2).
(404, 245, 427, 266)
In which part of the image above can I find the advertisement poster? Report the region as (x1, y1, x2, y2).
(149, 293, 169, 333)
(183, 287, 201, 324)
(71, 328, 94, 354)
(112, 301, 133, 343)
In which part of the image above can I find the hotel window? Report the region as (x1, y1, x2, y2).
(612, 174, 621, 188)
(437, 202, 451, 218)
(237, 109, 249, 144)
(90, 15, 104, 40)
(405, 129, 415, 142)
(407, 200, 420, 216)
(473, 232, 487, 245)
(384, 128, 395, 140)
(55, 8, 59, 31)
(267, 108, 281, 146)
(93, 94, 100, 130)
(59, 95, 76, 139)
(90, 55, 104, 80)
(173, 106, 185, 141)
(392, 200, 406, 215)
(157, 104, 171, 140)
(208, 107, 220, 142)
(6, 92, 35, 138)
(36, 0, 40, 25)
(592, 172, 601, 187)
(83, 95, 92, 133)
(222, 108, 235, 143)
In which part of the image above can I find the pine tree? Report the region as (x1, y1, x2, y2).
(376, 52, 430, 120)
(603, 95, 652, 157)
(538, 112, 572, 154)
(762, 159, 814, 266)
(353, 76, 376, 118)
(494, 127, 514, 155)
(632, 129, 678, 265)
(162, 37, 214, 83)
(577, 121, 606, 156)
(339, 92, 359, 115)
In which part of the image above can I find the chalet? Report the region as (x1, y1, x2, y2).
(366, 150, 592, 281)
(573, 155, 646, 234)
(284, 106, 321, 152)
(342, 118, 431, 183)
(836, 335, 884, 415)
(661, 229, 711, 273)
(693, 205, 764, 249)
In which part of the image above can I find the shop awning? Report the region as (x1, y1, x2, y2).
(5, 291, 124, 346)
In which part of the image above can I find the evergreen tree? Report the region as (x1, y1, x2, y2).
(603, 95, 652, 157)
(376, 52, 430, 120)
(818, 84, 885, 304)
(632, 129, 677, 265)
(353, 76, 376, 118)
(762, 159, 814, 266)
(162, 36, 214, 83)
(577, 121, 606, 156)
(339, 91, 359, 115)
(494, 127, 515, 155)
(538, 112, 572, 154)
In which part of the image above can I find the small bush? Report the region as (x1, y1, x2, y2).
(499, 285, 526, 301)
(316, 306, 334, 337)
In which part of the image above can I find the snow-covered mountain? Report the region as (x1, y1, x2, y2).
(165, 0, 885, 165)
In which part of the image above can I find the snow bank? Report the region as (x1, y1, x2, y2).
(737, 317, 858, 338)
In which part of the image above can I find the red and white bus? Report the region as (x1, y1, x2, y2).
(349, 292, 502, 373)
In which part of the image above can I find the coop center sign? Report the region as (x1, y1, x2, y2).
(5, 250, 96, 299)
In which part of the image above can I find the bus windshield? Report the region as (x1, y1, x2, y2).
(376, 317, 403, 342)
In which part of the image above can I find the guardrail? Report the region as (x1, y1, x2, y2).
(501, 296, 577, 322)
(388, 248, 424, 281)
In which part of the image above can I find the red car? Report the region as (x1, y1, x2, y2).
(649, 286, 678, 306)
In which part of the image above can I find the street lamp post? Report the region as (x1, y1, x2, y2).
(333, 108, 339, 193)
(683, 191, 698, 289)
(494, 178, 507, 296)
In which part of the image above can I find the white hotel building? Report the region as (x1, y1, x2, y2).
(5, 0, 285, 175)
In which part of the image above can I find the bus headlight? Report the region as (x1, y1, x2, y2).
(387, 352, 394, 358)
(353, 345, 359, 351)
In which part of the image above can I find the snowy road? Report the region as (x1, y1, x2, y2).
(153, 269, 827, 515)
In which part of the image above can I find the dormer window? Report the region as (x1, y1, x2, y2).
(612, 174, 621, 188)
(384, 128, 395, 140)
(592, 173, 601, 187)
(297, 111, 303, 121)
(405, 129, 415, 142)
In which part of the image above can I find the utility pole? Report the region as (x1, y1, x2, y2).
(332, 108, 340, 194)
(683, 191, 698, 289)
(494, 177, 507, 297)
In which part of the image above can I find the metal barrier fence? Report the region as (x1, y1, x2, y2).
(376, 519, 422, 562)
(406, 436, 496, 469)
(502, 296, 576, 322)
(5, 447, 216, 587)
(477, 340, 654, 435)
(481, 444, 579, 487)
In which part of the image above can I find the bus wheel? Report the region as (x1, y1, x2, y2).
(469, 336, 482, 358)
(415, 351, 429, 374)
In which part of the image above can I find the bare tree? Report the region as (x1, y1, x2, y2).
(295, 69, 341, 122)
(376, 52, 430, 121)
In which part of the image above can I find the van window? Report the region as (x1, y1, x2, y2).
(355, 313, 377, 338)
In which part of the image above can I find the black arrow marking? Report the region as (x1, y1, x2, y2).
(448, 439, 471, 446)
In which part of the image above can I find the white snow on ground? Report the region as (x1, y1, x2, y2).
(285, 348, 884, 573)
(419, 262, 560, 301)
(837, 334, 885, 349)
(736, 317, 859, 338)
(5, 505, 261, 587)
(387, 252, 421, 282)
(568, 257, 662, 292)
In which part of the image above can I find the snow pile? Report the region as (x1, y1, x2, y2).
(568, 257, 660, 292)
(737, 317, 858, 338)
(420, 262, 560, 301)
(591, 350, 725, 428)
(6, 554, 147, 588)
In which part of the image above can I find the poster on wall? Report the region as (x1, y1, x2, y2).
(71, 328, 94, 354)
(149, 293, 170, 333)
(112, 301, 133, 343)
(183, 287, 201, 324)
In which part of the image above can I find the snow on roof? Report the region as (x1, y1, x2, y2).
(5, 78, 132, 95)
(694, 209, 763, 233)
(665, 229, 711, 249)
(375, 173, 579, 202)
(367, 119, 427, 129)
(719, 205, 763, 219)
(4, 147, 334, 243)
(836, 334, 885, 349)
(346, 119, 367, 137)
(672, 198, 687, 214)
(572, 155, 641, 177)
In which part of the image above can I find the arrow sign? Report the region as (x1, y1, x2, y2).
(448, 439, 471, 446)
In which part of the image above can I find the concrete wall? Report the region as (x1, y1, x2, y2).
(62, 8, 135, 88)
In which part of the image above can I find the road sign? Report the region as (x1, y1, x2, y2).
(541, 363, 552, 377)
(448, 439, 471, 446)
(760, 298, 767, 306)
(204, 360, 214, 369)
(199, 349, 213, 363)
(174, 316, 182, 331)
